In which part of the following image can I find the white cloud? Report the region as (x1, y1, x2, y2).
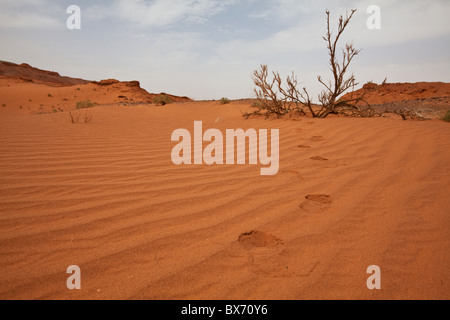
(0, 12, 59, 28)
(220, 0, 450, 60)
(0, 0, 61, 29)
(107, 0, 239, 27)
(344, 0, 450, 48)
(1, 0, 448, 100)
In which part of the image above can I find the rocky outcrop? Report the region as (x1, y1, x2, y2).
(0, 60, 89, 86)
(0, 61, 192, 103)
(341, 81, 450, 106)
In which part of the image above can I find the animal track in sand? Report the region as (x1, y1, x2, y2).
(238, 230, 282, 250)
(305, 194, 332, 204)
(237, 231, 286, 276)
(311, 156, 328, 161)
(310, 136, 325, 142)
(278, 170, 303, 182)
(299, 194, 333, 213)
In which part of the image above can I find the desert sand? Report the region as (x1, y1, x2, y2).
(0, 65, 449, 300)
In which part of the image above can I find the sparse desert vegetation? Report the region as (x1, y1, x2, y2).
(66, 100, 96, 123)
(220, 97, 230, 104)
(76, 100, 95, 109)
(153, 93, 172, 106)
(246, 9, 369, 119)
(68, 108, 93, 124)
(442, 110, 450, 122)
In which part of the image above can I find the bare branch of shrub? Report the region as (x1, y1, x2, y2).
(68, 109, 92, 124)
(247, 9, 377, 119)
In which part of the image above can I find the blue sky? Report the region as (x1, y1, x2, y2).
(0, 0, 449, 100)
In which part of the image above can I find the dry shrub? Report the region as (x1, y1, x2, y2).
(220, 97, 230, 104)
(245, 9, 371, 119)
(442, 110, 450, 122)
(153, 94, 172, 106)
(69, 109, 92, 124)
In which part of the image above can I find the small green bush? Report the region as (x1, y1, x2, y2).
(48, 93, 53, 97)
(76, 100, 94, 109)
(442, 110, 450, 122)
(220, 97, 230, 104)
(153, 94, 172, 106)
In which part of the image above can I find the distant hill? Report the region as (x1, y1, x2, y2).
(0, 60, 90, 86)
(341, 81, 450, 108)
(0, 60, 191, 103)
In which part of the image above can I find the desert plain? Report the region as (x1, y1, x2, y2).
(0, 61, 449, 300)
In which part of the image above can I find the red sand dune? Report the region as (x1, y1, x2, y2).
(0, 64, 449, 300)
